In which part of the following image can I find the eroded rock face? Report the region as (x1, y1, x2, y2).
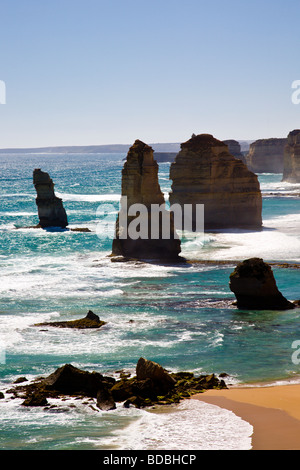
(169, 134, 262, 230)
(282, 130, 300, 182)
(33, 169, 68, 228)
(246, 138, 287, 174)
(229, 258, 295, 310)
(112, 140, 181, 260)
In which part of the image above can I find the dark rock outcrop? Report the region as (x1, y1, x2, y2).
(246, 138, 287, 174)
(33, 169, 68, 228)
(96, 388, 116, 411)
(136, 357, 176, 394)
(34, 310, 106, 329)
(229, 258, 295, 310)
(282, 130, 300, 182)
(22, 391, 49, 407)
(41, 364, 115, 397)
(112, 140, 181, 261)
(6, 358, 227, 409)
(169, 134, 262, 230)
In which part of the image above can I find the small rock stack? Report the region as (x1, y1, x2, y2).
(33, 169, 68, 229)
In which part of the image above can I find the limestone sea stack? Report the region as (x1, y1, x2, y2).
(169, 134, 262, 230)
(246, 138, 287, 174)
(112, 140, 181, 261)
(222, 140, 246, 164)
(229, 258, 295, 310)
(282, 130, 300, 182)
(33, 169, 68, 228)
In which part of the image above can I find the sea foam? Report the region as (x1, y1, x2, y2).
(101, 399, 253, 450)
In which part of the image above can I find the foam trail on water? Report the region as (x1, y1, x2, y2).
(101, 399, 253, 450)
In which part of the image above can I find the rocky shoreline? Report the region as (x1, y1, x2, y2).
(2, 358, 228, 411)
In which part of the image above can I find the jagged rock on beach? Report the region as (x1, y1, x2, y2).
(6, 358, 227, 409)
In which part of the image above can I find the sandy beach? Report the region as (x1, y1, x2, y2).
(195, 384, 300, 450)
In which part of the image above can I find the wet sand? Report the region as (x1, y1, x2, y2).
(195, 384, 300, 450)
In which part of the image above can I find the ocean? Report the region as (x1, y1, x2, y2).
(0, 153, 300, 450)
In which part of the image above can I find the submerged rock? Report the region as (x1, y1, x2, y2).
(33, 169, 68, 229)
(34, 310, 106, 329)
(112, 140, 182, 261)
(229, 258, 295, 310)
(169, 134, 262, 230)
(282, 130, 300, 182)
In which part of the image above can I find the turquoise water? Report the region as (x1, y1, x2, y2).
(0, 154, 300, 450)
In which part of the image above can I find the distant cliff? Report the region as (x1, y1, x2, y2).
(0, 143, 181, 154)
(282, 130, 300, 182)
(222, 140, 247, 164)
(246, 138, 287, 173)
(153, 152, 177, 162)
(169, 134, 262, 230)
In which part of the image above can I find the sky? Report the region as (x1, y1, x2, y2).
(0, 0, 300, 148)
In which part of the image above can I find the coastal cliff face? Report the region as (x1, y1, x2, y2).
(282, 130, 300, 182)
(33, 169, 68, 228)
(112, 140, 181, 260)
(222, 140, 246, 164)
(246, 138, 287, 173)
(169, 134, 262, 230)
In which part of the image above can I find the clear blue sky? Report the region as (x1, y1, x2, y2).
(0, 0, 299, 148)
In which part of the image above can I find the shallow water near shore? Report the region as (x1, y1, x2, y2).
(0, 154, 300, 450)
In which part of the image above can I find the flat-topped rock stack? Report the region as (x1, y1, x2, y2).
(112, 140, 181, 261)
(246, 138, 287, 174)
(282, 129, 300, 182)
(169, 134, 262, 230)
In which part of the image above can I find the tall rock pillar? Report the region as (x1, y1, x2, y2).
(112, 140, 181, 261)
(33, 169, 68, 229)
